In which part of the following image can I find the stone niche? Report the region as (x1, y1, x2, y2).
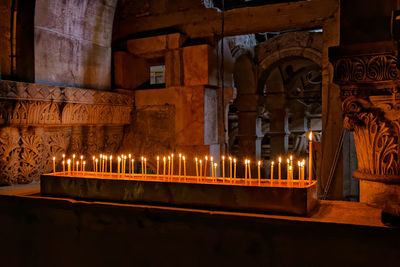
(330, 41, 400, 208)
(0, 80, 134, 185)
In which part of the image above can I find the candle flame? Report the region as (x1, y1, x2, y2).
(179, 153, 181, 158)
(258, 161, 261, 166)
(83, 161, 86, 165)
(96, 158, 98, 163)
(195, 157, 198, 162)
(129, 154, 131, 158)
(77, 161, 79, 166)
(110, 155, 112, 160)
(53, 156, 55, 161)
(62, 154, 65, 158)
(234, 158, 236, 163)
(144, 158, 147, 162)
(163, 156, 166, 162)
(210, 156, 213, 161)
(214, 163, 217, 167)
(157, 156, 159, 160)
(205, 156, 208, 160)
(80, 155, 83, 160)
(67, 159, 71, 164)
(271, 161, 274, 166)
(92, 156, 95, 160)
(308, 131, 313, 141)
(73, 154, 75, 159)
(278, 157, 282, 163)
(229, 156, 232, 161)
(62, 160, 65, 164)
(222, 156, 225, 160)
(199, 159, 202, 163)
(183, 156, 185, 161)
(289, 165, 292, 171)
(290, 155, 293, 161)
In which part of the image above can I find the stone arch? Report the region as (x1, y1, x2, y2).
(256, 31, 322, 94)
(256, 31, 323, 160)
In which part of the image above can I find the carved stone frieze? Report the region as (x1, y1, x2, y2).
(0, 80, 133, 185)
(334, 55, 398, 84)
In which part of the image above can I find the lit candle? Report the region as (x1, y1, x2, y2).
(52, 156, 56, 173)
(179, 153, 182, 176)
(258, 161, 261, 185)
(309, 131, 313, 182)
(171, 154, 174, 176)
(290, 155, 293, 169)
(76, 161, 79, 173)
(214, 163, 217, 182)
(270, 161, 274, 181)
(278, 157, 282, 182)
(183, 156, 186, 179)
(129, 154, 132, 174)
(67, 159, 71, 174)
(244, 160, 248, 180)
(157, 156, 160, 176)
(124, 155, 127, 174)
(210, 156, 214, 178)
(62, 154, 65, 161)
(141, 156, 144, 176)
(100, 154, 102, 173)
(62, 160, 65, 173)
(287, 158, 290, 181)
(222, 156, 225, 179)
(289, 165, 292, 184)
(229, 156, 233, 180)
(117, 157, 121, 175)
(92, 156, 95, 172)
(199, 160, 203, 179)
(195, 157, 199, 178)
(168, 156, 171, 177)
(144, 158, 147, 177)
(83, 161, 86, 174)
(204, 156, 208, 177)
(95, 158, 98, 173)
(110, 155, 113, 173)
(248, 160, 251, 180)
(104, 156, 107, 173)
(298, 161, 301, 181)
(72, 154, 76, 172)
(163, 156, 166, 177)
(302, 159, 305, 181)
(80, 155, 84, 171)
(233, 158, 237, 180)
(132, 159, 135, 175)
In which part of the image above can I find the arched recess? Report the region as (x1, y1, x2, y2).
(257, 32, 322, 160)
(34, 0, 119, 89)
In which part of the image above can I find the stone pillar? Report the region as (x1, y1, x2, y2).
(269, 109, 289, 156)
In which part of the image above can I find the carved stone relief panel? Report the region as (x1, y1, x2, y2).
(0, 80, 133, 185)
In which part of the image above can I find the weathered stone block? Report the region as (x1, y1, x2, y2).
(114, 51, 149, 89)
(127, 33, 185, 58)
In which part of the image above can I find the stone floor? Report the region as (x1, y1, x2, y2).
(0, 183, 398, 266)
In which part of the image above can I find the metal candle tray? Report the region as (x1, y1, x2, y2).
(40, 172, 319, 216)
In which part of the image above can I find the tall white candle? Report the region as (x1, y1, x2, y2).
(309, 131, 313, 182)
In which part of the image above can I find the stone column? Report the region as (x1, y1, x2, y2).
(330, 41, 400, 208)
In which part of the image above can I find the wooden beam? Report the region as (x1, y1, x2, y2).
(113, 0, 339, 41)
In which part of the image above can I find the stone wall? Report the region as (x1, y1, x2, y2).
(34, 0, 118, 89)
(0, 80, 134, 185)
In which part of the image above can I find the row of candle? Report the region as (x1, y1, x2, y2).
(52, 153, 312, 182)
